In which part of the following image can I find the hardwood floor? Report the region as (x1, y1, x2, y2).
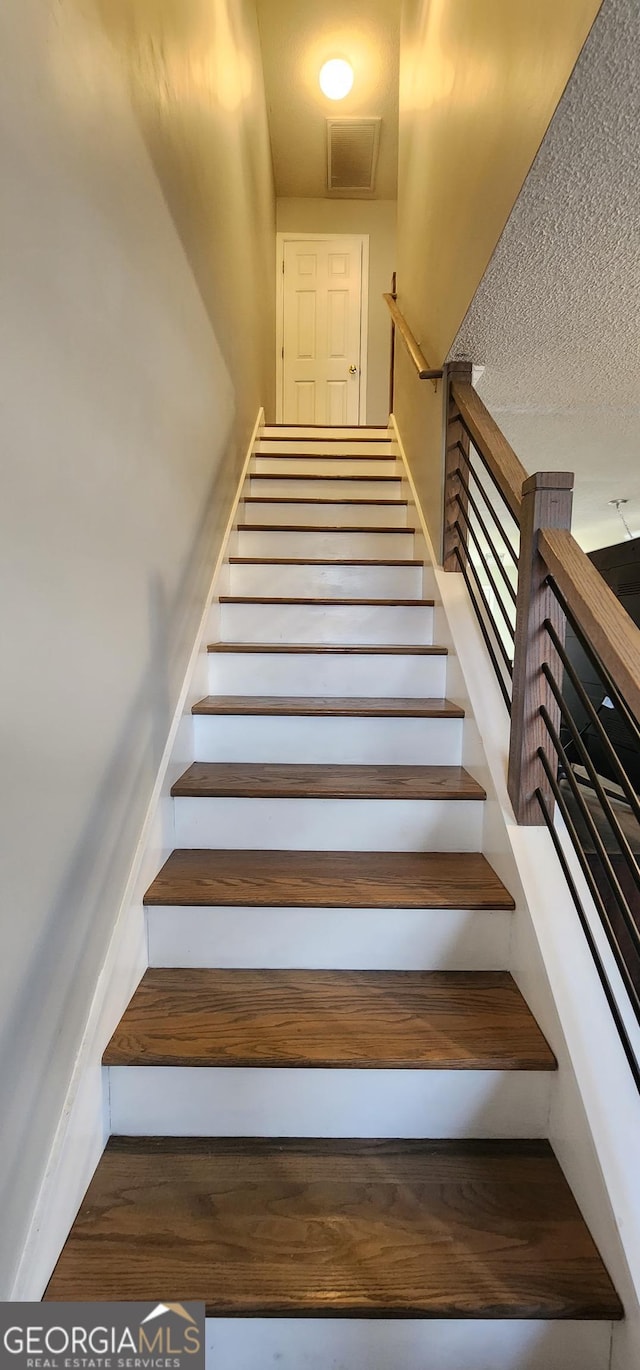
(44, 1138, 621, 1319)
(143, 849, 510, 909)
(103, 969, 556, 1069)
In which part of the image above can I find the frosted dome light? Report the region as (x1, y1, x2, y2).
(319, 58, 354, 101)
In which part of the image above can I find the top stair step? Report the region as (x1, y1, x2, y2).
(261, 426, 391, 440)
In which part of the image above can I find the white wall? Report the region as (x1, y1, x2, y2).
(0, 0, 275, 1296)
(276, 199, 397, 425)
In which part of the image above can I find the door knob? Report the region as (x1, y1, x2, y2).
(349, 364, 358, 375)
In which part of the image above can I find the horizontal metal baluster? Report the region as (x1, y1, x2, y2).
(455, 500, 516, 638)
(456, 416, 521, 545)
(454, 522, 514, 675)
(540, 708, 640, 960)
(455, 463, 518, 603)
(536, 785, 640, 1085)
(549, 580, 640, 755)
(456, 447, 521, 569)
(542, 663, 640, 899)
(544, 615, 640, 826)
(453, 546, 512, 710)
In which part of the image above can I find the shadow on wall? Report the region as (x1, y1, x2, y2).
(94, 0, 277, 427)
(0, 446, 234, 1294)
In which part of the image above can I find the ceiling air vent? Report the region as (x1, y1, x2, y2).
(326, 117, 381, 193)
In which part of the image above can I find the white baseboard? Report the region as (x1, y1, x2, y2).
(11, 407, 264, 1301)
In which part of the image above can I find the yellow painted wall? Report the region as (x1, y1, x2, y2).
(98, 0, 277, 425)
(395, 0, 602, 547)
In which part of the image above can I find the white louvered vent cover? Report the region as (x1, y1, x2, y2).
(327, 118, 381, 193)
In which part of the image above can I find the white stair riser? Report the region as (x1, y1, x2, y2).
(108, 1066, 551, 1138)
(229, 563, 427, 598)
(204, 1319, 611, 1370)
(218, 603, 434, 646)
(238, 529, 415, 558)
(249, 477, 403, 498)
(173, 797, 484, 851)
(256, 439, 394, 457)
(261, 426, 390, 440)
(242, 501, 409, 528)
(207, 651, 447, 697)
(253, 457, 399, 477)
(192, 714, 461, 764)
(146, 904, 510, 970)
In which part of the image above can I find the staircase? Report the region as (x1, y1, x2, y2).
(45, 426, 621, 1367)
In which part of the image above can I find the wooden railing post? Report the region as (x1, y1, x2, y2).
(443, 361, 472, 571)
(508, 471, 574, 823)
(388, 271, 397, 416)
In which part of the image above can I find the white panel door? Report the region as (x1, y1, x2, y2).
(282, 238, 364, 425)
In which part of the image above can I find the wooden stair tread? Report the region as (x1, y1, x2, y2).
(144, 849, 513, 909)
(238, 523, 415, 533)
(259, 431, 391, 440)
(218, 596, 434, 606)
(250, 472, 402, 482)
(229, 556, 424, 566)
(207, 642, 447, 654)
(244, 496, 408, 506)
(253, 460, 394, 465)
(192, 695, 462, 717)
(103, 970, 555, 1070)
(44, 1137, 621, 1318)
(170, 763, 485, 800)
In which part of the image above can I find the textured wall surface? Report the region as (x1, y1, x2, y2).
(393, 0, 600, 548)
(452, 0, 639, 551)
(276, 198, 397, 424)
(0, 0, 274, 1295)
(256, 0, 400, 199)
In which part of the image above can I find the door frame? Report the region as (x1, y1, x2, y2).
(275, 232, 369, 425)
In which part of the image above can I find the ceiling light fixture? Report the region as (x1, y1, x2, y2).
(609, 498, 634, 540)
(319, 58, 354, 101)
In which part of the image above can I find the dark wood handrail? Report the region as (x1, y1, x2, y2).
(450, 379, 528, 523)
(383, 295, 443, 387)
(539, 527, 640, 723)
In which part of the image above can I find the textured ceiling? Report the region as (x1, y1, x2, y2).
(255, 0, 400, 199)
(451, 0, 640, 553)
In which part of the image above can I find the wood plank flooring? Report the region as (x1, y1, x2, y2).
(143, 849, 512, 909)
(44, 1138, 622, 1319)
(103, 969, 556, 1069)
(170, 763, 486, 801)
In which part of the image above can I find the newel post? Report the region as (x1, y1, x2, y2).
(508, 471, 574, 824)
(443, 360, 472, 571)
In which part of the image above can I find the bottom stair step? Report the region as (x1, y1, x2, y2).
(45, 1137, 621, 1320)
